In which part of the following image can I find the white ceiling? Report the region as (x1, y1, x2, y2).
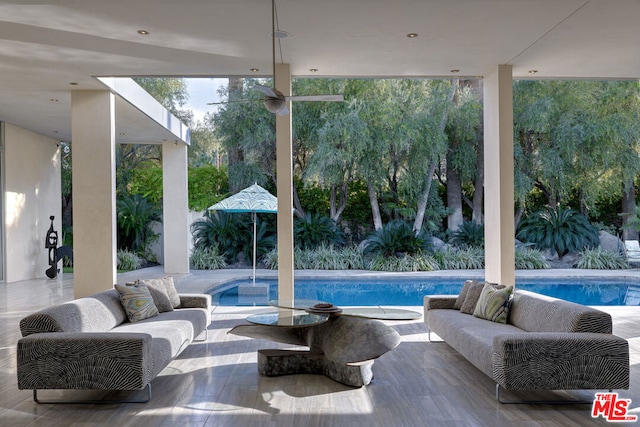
(0, 0, 639, 143)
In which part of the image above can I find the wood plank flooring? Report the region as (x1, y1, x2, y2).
(1, 268, 639, 426)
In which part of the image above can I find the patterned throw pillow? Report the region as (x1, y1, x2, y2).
(473, 283, 513, 323)
(454, 280, 481, 310)
(459, 281, 486, 314)
(138, 277, 181, 309)
(115, 284, 159, 322)
(134, 280, 174, 313)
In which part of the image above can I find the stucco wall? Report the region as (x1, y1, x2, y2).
(4, 123, 61, 283)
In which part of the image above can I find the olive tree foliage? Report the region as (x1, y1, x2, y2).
(210, 78, 275, 193)
(513, 80, 640, 232)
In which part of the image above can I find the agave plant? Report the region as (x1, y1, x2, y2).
(294, 213, 344, 250)
(516, 205, 599, 260)
(450, 221, 484, 248)
(361, 220, 433, 257)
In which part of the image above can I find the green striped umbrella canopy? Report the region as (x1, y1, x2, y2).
(208, 184, 277, 284)
(208, 183, 277, 213)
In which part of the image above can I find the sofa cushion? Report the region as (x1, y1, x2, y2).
(139, 277, 181, 309)
(115, 284, 159, 322)
(459, 281, 485, 314)
(111, 308, 209, 378)
(508, 290, 612, 333)
(19, 289, 127, 336)
(473, 283, 513, 323)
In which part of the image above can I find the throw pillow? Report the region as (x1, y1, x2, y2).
(454, 280, 481, 310)
(459, 281, 486, 314)
(473, 283, 513, 323)
(115, 284, 159, 322)
(133, 280, 174, 313)
(138, 277, 181, 308)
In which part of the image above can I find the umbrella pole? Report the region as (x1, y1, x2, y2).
(252, 211, 257, 286)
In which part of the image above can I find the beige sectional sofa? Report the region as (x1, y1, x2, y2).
(424, 285, 630, 403)
(17, 280, 211, 403)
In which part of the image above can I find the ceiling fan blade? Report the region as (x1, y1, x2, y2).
(206, 99, 256, 105)
(286, 94, 345, 102)
(256, 84, 278, 98)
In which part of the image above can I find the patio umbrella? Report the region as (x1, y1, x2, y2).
(208, 183, 277, 285)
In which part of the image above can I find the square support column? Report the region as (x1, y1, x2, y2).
(162, 141, 190, 275)
(71, 91, 117, 298)
(275, 63, 294, 301)
(483, 65, 515, 286)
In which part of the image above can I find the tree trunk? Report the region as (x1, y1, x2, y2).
(622, 180, 638, 240)
(413, 79, 458, 232)
(227, 77, 244, 193)
(471, 80, 484, 224)
(330, 183, 349, 222)
(292, 183, 306, 219)
(446, 154, 463, 231)
(367, 180, 383, 230)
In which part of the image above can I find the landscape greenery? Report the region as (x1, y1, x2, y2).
(60, 77, 640, 271)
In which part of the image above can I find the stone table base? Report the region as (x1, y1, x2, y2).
(257, 349, 374, 387)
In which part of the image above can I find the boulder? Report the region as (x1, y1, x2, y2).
(599, 230, 624, 253)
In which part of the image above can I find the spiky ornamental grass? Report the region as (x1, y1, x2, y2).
(117, 249, 143, 271)
(190, 246, 227, 270)
(515, 247, 551, 269)
(576, 248, 629, 270)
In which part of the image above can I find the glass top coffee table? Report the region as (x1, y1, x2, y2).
(246, 310, 329, 327)
(229, 299, 421, 387)
(268, 299, 422, 320)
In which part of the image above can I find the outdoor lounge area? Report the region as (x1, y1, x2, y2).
(2, 267, 639, 426)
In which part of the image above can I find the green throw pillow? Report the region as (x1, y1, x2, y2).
(473, 283, 513, 323)
(115, 284, 159, 322)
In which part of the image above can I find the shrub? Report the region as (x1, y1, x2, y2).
(117, 193, 161, 253)
(190, 211, 251, 263)
(117, 249, 142, 271)
(576, 248, 628, 270)
(190, 246, 227, 270)
(515, 248, 551, 269)
(516, 205, 599, 259)
(436, 246, 485, 270)
(450, 221, 484, 248)
(263, 245, 365, 270)
(361, 220, 432, 257)
(367, 253, 440, 272)
(294, 213, 344, 250)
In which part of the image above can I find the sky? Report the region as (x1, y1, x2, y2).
(184, 78, 228, 122)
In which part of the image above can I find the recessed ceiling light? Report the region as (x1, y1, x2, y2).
(69, 82, 78, 86)
(529, 69, 538, 74)
(137, 30, 150, 35)
(450, 69, 460, 73)
(273, 30, 289, 39)
(250, 68, 259, 72)
(52, 131, 58, 134)
(309, 68, 318, 73)
(406, 33, 419, 38)
(50, 98, 59, 102)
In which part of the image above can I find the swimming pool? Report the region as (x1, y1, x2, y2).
(209, 277, 640, 307)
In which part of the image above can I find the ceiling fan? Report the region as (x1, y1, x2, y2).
(208, 0, 344, 115)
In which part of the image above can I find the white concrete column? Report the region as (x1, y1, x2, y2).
(275, 63, 294, 301)
(162, 141, 190, 275)
(71, 91, 117, 298)
(483, 65, 515, 286)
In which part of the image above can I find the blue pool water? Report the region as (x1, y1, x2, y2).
(208, 277, 640, 307)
